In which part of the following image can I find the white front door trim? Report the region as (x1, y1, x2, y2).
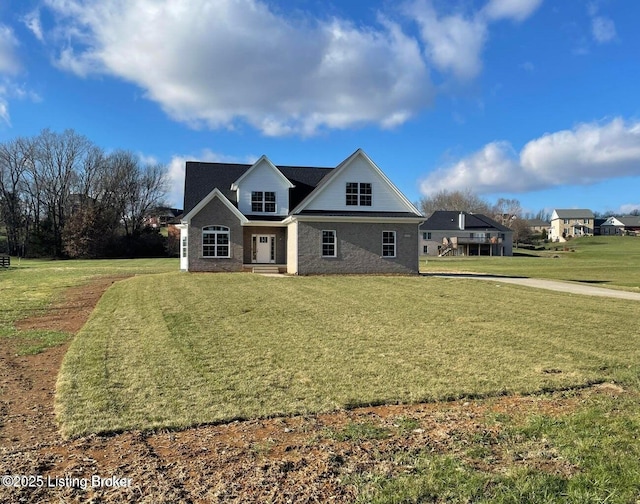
(252, 234, 276, 263)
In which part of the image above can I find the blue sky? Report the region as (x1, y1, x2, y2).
(1, 0, 639, 216)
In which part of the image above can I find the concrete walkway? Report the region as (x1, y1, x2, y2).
(423, 273, 640, 301)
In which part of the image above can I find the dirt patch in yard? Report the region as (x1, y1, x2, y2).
(0, 276, 622, 502)
(14, 276, 127, 334)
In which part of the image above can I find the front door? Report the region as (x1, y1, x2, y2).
(252, 234, 275, 263)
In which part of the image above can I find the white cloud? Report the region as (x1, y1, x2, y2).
(617, 203, 640, 215)
(0, 98, 10, 125)
(0, 24, 20, 75)
(407, 0, 487, 79)
(519, 61, 535, 72)
(41, 0, 542, 136)
(420, 141, 528, 195)
(407, 0, 542, 80)
(0, 25, 24, 125)
(586, 2, 617, 44)
(482, 0, 544, 22)
(420, 118, 640, 196)
(43, 0, 433, 136)
(23, 10, 44, 42)
(591, 16, 616, 43)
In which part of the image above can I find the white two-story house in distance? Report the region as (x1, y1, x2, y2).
(549, 209, 594, 242)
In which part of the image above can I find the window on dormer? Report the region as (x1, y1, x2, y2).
(251, 191, 276, 212)
(346, 182, 372, 206)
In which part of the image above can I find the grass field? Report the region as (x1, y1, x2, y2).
(56, 271, 640, 438)
(0, 258, 176, 354)
(4, 247, 640, 502)
(421, 236, 640, 292)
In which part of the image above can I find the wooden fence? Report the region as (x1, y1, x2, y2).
(0, 255, 9, 268)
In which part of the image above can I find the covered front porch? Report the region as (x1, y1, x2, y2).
(242, 224, 287, 271)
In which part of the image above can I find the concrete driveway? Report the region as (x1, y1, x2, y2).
(423, 273, 640, 301)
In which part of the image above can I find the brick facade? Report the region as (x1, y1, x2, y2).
(188, 198, 244, 272)
(296, 221, 419, 275)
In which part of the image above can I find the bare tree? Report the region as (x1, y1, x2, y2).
(534, 209, 551, 222)
(1, 129, 169, 258)
(0, 137, 35, 256)
(31, 129, 93, 256)
(106, 150, 168, 239)
(511, 218, 533, 246)
(491, 198, 522, 226)
(419, 189, 491, 217)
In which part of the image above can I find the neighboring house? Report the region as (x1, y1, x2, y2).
(526, 219, 550, 237)
(419, 211, 513, 257)
(549, 209, 594, 242)
(178, 149, 424, 274)
(600, 215, 640, 236)
(144, 207, 183, 228)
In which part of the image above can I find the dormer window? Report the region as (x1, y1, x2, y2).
(346, 182, 372, 206)
(251, 191, 276, 212)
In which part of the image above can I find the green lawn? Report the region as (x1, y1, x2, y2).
(421, 236, 640, 292)
(56, 272, 640, 437)
(0, 258, 176, 354)
(5, 256, 640, 501)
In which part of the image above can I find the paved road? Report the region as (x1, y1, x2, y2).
(424, 273, 640, 301)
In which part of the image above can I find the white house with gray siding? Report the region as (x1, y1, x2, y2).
(179, 149, 424, 274)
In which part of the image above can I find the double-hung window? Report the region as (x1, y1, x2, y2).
(202, 226, 230, 257)
(251, 191, 276, 212)
(322, 230, 337, 257)
(382, 231, 396, 257)
(346, 183, 372, 206)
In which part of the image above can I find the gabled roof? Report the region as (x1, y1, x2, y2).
(278, 165, 334, 210)
(604, 215, 640, 227)
(618, 215, 640, 227)
(183, 161, 333, 215)
(184, 162, 249, 215)
(420, 211, 512, 232)
(290, 148, 422, 216)
(230, 155, 294, 191)
(182, 187, 248, 224)
(552, 209, 595, 219)
(183, 149, 421, 219)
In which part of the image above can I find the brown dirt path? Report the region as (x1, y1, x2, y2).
(0, 275, 617, 502)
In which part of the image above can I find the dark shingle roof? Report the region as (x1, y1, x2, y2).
(419, 211, 512, 232)
(553, 209, 594, 219)
(278, 166, 333, 210)
(618, 216, 640, 227)
(183, 162, 249, 215)
(183, 162, 334, 215)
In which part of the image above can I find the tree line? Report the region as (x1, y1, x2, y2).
(0, 129, 169, 258)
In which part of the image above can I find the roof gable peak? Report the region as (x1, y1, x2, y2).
(230, 155, 294, 191)
(291, 149, 422, 216)
(182, 187, 248, 224)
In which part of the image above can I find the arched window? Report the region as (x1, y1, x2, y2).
(202, 226, 230, 258)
